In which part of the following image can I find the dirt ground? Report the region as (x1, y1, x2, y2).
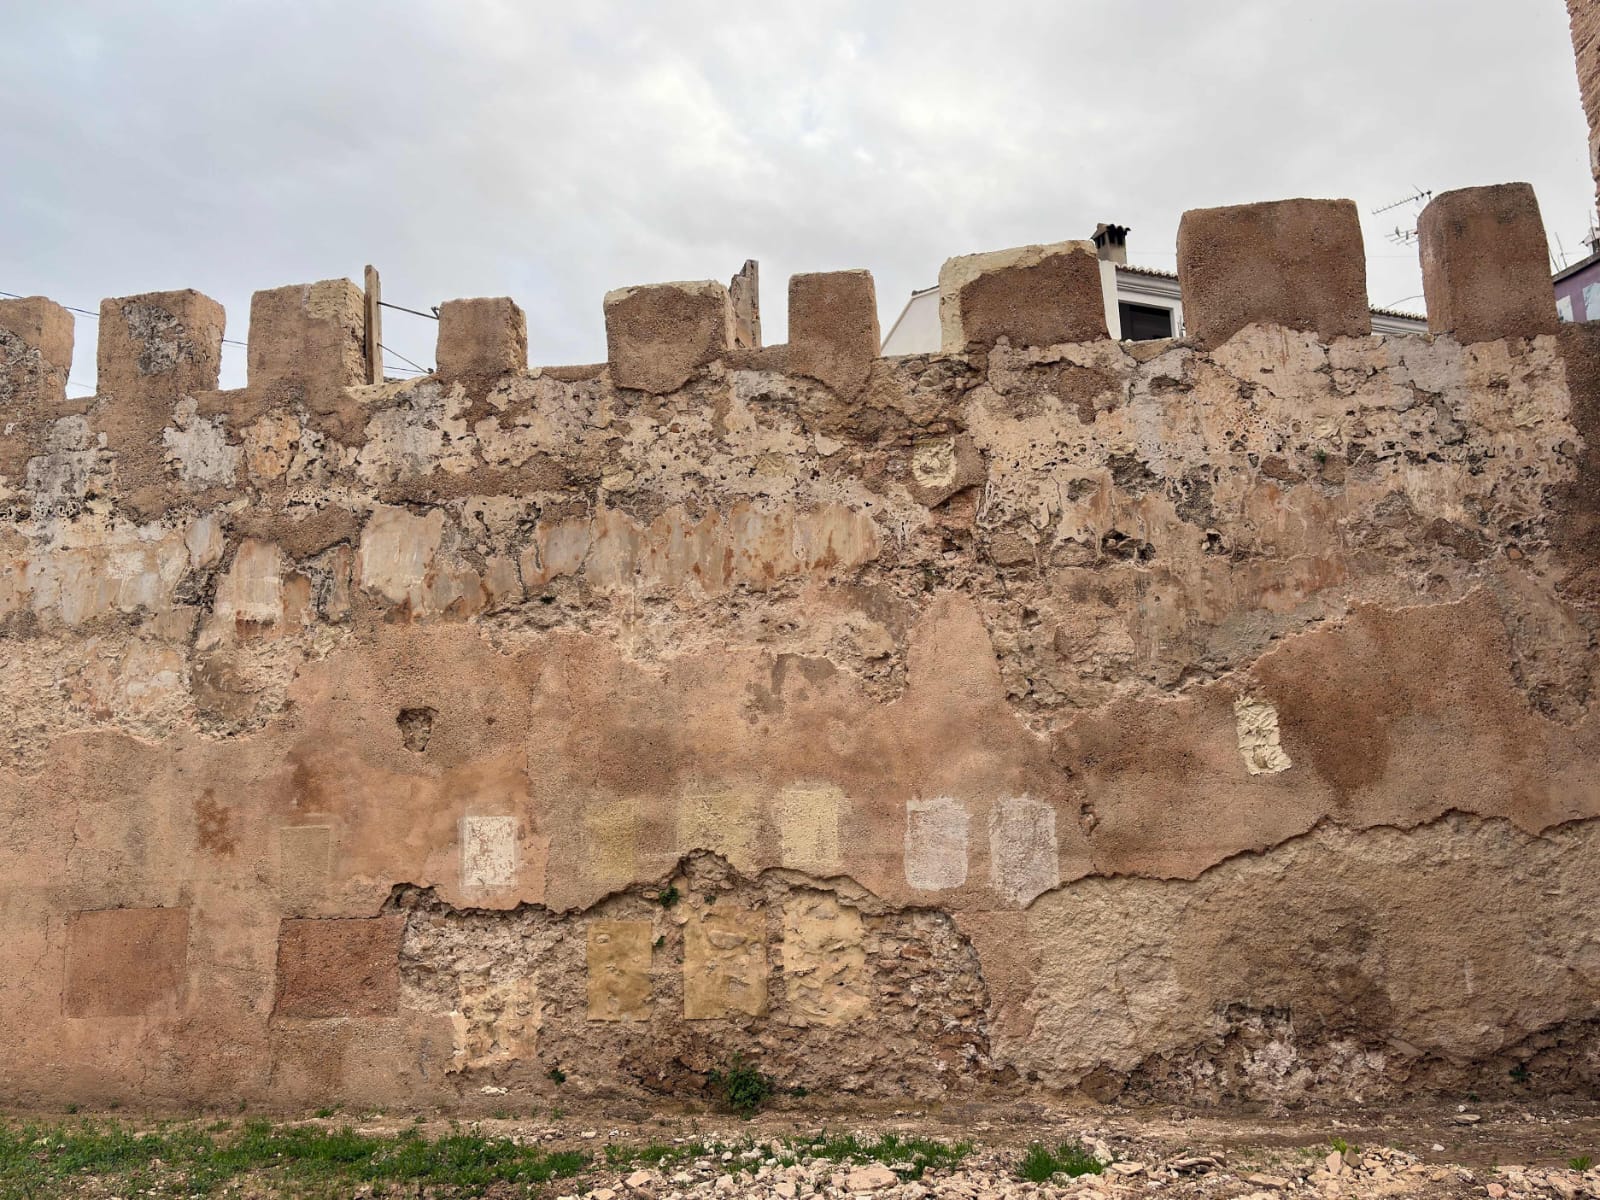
(8, 1096, 1599, 1198)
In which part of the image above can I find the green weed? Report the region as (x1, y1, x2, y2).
(0, 1118, 590, 1199)
(790, 1132, 972, 1181)
(707, 1054, 775, 1117)
(1017, 1140, 1105, 1182)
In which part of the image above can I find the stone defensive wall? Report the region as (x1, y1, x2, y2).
(3, 182, 1599, 1110)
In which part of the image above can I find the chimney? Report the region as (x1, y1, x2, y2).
(1092, 223, 1129, 265)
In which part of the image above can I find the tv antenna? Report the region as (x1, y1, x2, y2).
(1372, 187, 1432, 216)
(1373, 186, 1432, 248)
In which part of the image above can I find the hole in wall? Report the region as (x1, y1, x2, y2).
(397, 707, 437, 753)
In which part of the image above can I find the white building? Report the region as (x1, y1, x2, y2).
(879, 223, 1426, 355)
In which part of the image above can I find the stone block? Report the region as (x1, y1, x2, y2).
(96, 289, 225, 402)
(1176, 198, 1370, 346)
(938, 240, 1106, 352)
(247, 279, 366, 398)
(683, 905, 768, 1018)
(274, 915, 403, 1018)
(1418, 183, 1559, 345)
(585, 919, 653, 1020)
(787, 270, 879, 396)
(604, 280, 732, 394)
(909, 434, 986, 508)
(0, 296, 74, 408)
(64, 907, 188, 1017)
(436, 297, 527, 383)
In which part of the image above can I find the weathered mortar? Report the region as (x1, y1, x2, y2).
(0, 181, 1597, 1110)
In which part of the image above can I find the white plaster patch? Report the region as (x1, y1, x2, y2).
(1234, 696, 1292, 775)
(904, 796, 970, 891)
(988, 794, 1060, 907)
(461, 815, 517, 888)
(163, 397, 240, 487)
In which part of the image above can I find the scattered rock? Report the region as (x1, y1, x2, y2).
(844, 1165, 899, 1191)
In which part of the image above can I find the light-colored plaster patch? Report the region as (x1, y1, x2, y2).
(988, 794, 1060, 907)
(905, 797, 970, 891)
(683, 905, 768, 1019)
(449, 975, 538, 1071)
(781, 893, 868, 1026)
(586, 919, 653, 1021)
(461, 815, 517, 888)
(1234, 696, 1292, 775)
(776, 782, 843, 875)
(678, 785, 761, 874)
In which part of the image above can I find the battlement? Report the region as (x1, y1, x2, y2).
(0, 185, 1561, 495)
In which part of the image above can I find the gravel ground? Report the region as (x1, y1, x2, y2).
(451, 1097, 1600, 1199)
(7, 1098, 1600, 1198)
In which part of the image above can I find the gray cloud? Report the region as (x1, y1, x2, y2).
(1, 0, 1591, 389)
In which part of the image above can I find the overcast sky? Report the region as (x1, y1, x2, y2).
(2, 1, 1593, 391)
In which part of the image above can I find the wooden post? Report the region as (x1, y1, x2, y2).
(363, 264, 383, 384)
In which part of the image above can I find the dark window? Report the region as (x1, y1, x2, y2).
(1118, 302, 1174, 341)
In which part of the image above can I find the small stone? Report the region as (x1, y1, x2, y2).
(1245, 1175, 1291, 1189)
(1452, 1113, 1482, 1125)
(775, 1184, 797, 1199)
(1325, 1151, 1344, 1175)
(1486, 1185, 1506, 1198)
(1108, 1162, 1145, 1176)
(844, 1165, 899, 1191)
(581, 1130, 599, 1139)
(589, 1190, 617, 1200)
(625, 1170, 655, 1193)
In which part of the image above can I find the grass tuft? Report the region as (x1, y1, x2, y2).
(790, 1132, 971, 1181)
(1017, 1139, 1105, 1182)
